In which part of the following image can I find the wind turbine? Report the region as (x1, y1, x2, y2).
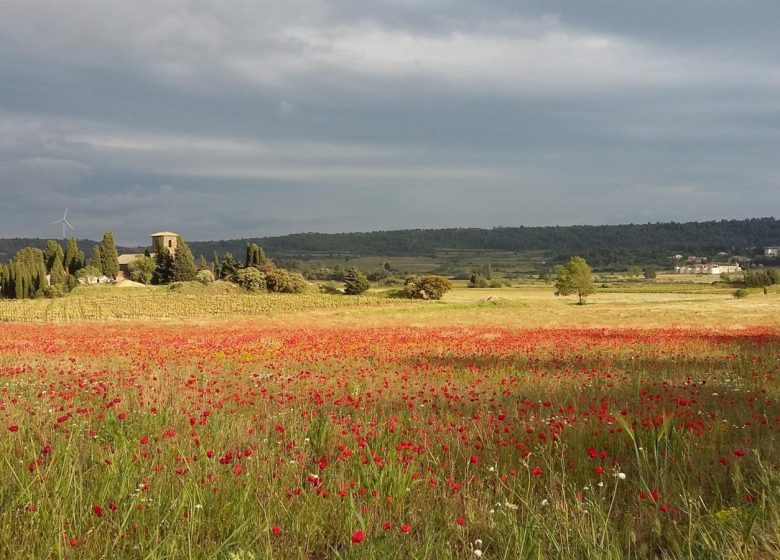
(51, 209, 75, 239)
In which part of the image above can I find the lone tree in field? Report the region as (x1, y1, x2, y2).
(100, 231, 120, 279)
(554, 256, 595, 305)
(343, 267, 370, 295)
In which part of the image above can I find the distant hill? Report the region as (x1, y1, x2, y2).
(186, 218, 780, 268)
(3, 218, 779, 269)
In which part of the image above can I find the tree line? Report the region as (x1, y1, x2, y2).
(0, 233, 120, 299)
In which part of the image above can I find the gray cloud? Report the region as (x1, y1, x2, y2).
(0, 1, 778, 245)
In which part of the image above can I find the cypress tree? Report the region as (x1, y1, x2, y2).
(100, 231, 120, 279)
(43, 240, 64, 273)
(153, 246, 175, 285)
(64, 237, 84, 274)
(173, 237, 197, 282)
(50, 254, 67, 288)
(245, 243, 268, 268)
(89, 245, 103, 273)
(212, 252, 221, 278)
(197, 255, 209, 271)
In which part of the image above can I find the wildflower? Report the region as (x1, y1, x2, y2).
(531, 467, 544, 476)
(351, 530, 366, 544)
(92, 505, 104, 518)
(456, 517, 466, 526)
(617, 472, 626, 480)
(470, 455, 479, 464)
(7, 425, 18, 432)
(594, 466, 604, 475)
(271, 526, 282, 537)
(399, 523, 412, 533)
(383, 521, 392, 530)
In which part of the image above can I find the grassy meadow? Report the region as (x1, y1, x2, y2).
(1, 280, 780, 558)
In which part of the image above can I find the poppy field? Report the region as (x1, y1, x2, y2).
(2, 323, 779, 559)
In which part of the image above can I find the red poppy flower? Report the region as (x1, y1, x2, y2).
(271, 526, 282, 537)
(351, 530, 365, 544)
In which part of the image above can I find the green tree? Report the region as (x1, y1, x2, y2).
(153, 247, 175, 285)
(128, 256, 156, 284)
(64, 237, 85, 275)
(89, 245, 103, 273)
(100, 231, 120, 279)
(404, 275, 452, 300)
(343, 267, 370, 295)
(197, 255, 209, 271)
(220, 253, 238, 281)
(43, 240, 64, 273)
(468, 273, 489, 288)
(173, 237, 197, 282)
(49, 254, 67, 287)
(643, 267, 657, 280)
(554, 256, 595, 305)
(245, 243, 269, 268)
(235, 267, 266, 292)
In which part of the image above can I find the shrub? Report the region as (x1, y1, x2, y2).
(196, 270, 215, 285)
(343, 267, 370, 295)
(235, 267, 266, 292)
(287, 272, 308, 293)
(405, 275, 453, 300)
(129, 255, 156, 285)
(468, 273, 489, 288)
(733, 288, 749, 299)
(265, 269, 307, 293)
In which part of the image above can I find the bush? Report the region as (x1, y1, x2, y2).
(196, 270, 215, 285)
(468, 273, 489, 288)
(235, 268, 266, 292)
(733, 288, 750, 299)
(266, 269, 307, 293)
(404, 275, 453, 300)
(43, 284, 67, 298)
(343, 267, 370, 295)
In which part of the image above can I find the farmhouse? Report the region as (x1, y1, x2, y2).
(674, 263, 742, 275)
(117, 231, 180, 280)
(765, 247, 779, 257)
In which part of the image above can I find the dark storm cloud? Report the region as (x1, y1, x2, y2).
(0, 1, 778, 245)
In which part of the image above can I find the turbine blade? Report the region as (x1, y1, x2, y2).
(63, 208, 68, 219)
(51, 220, 61, 224)
(65, 221, 74, 230)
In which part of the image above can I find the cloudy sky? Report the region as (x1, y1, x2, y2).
(1, 1, 778, 245)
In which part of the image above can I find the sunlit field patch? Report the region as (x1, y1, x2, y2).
(1, 324, 779, 558)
